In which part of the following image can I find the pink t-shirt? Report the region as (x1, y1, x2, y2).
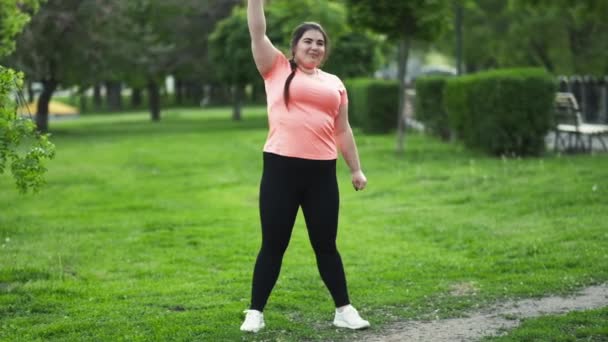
(262, 52, 348, 160)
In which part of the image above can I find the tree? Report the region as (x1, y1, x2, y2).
(266, 0, 384, 79)
(8, 0, 240, 124)
(512, 0, 608, 75)
(112, 0, 183, 121)
(265, 0, 350, 48)
(208, 0, 382, 119)
(172, 0, 243, 106)
(346, 0, 451, 153)
(437, 0, 608, 76)
(322, 30, 385, 79)
(104, 0, 240, 121)
(209, 8, 259, 120)
(8, 0, 116, 132)
(453, 0, 464, 75)
(265, 0, 384, 79)
(1, 0, 55, 193)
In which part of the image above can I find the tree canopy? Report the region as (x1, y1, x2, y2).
(346, 0, 451, 152)
(6, 0, 241, 128)
(438, 0, 608, 75)
(208, 0, 384, 119)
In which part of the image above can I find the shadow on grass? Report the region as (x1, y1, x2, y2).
(49, 115, 268, 141)
(0, 268, 51, 283)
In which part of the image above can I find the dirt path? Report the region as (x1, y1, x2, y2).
(358, 284, 608, 342)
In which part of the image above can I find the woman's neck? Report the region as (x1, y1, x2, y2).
(297, 65, 317, 75)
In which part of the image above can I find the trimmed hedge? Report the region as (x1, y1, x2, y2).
(344, 78, 399, 133)
(415, 76, 450, 140)
(444, 68, 556, 156)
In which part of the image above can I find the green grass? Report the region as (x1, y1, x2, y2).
(1, 106, 607, 341)
(483, 307, 608, 341)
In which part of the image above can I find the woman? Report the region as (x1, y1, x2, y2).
(241, 0, 369, 333)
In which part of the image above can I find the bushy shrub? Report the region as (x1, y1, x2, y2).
(415, 76, 450, 140)
(444, 68, 556, 156)
(344, 78, 399, 133)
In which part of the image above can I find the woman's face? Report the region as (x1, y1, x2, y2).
(293, 29, 326, 69)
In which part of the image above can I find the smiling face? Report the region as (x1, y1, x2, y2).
(293, 29, 326, 69)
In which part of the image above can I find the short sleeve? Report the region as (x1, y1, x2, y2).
(337, 78, 348, 106)
(262, 52, 290, 81)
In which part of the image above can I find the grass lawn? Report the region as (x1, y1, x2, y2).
(484, 307, 608, 341)
(1, 106, 607, 341)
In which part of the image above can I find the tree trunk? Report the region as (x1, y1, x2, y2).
(131, 87, 142, 108)
(79, 90, 87, 113)
(147, 79, 161, 122)
(396, 37, 410, 154)
(187, 81, 203, 106)
(36, 79, 57, 133)
(175, 79, 183, 106)
(454, 0, 464, 75)
(27, 81, 34, 103)
(530, 40, 554, 72)
(105, 81, 122, 111)
(232, 84, 243, 121)
(252, 82, 265, 104)
(209, 84, 231, 106)
(93, 83, 102, 111)
(185, 81, 194, 105)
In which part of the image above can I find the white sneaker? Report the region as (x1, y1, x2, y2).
(240, 309, 265, 333)
(333, 305, 370, 330)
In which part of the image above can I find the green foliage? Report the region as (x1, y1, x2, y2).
(0, 67, 55, 193)
(0, 0, 40, 57)
(346, 0, 452, 152)
(346, 0, 450, 41)
(444, 68, 556, 156)
(209, 0, 351, 72)
(345, 78, 399, 133)
(5, 0, 240, 123)
(9, 0, 106, 86)
(265, 0, 350, 50)
(415, 76, 450, 140)
(323, 30, 384, 79)
(256, 0, 382, 79)
(207, 0, 383, 109)
(437, 0, 608, 74)
(0, 0, 54, 193)
(208, 8, 259, 86)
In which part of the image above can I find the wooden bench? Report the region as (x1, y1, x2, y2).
(553, 92, 608, 152)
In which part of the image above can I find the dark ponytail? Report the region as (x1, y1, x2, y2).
(283, 59, 297, 109)
(282, 22, 329, 109)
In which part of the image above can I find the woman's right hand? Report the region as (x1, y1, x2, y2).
(351, 170, 367, 191)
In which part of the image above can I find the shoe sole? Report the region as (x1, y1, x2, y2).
(240, 324, 265, 333)
(333, 320, 370, 330)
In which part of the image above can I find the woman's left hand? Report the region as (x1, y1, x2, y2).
(351, 170, 367, 191)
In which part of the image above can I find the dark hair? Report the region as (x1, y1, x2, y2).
(283, 22, 329, 109)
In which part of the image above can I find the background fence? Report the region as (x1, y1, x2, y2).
(558, 75, 608, 123)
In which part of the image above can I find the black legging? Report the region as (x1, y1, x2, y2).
(249, 152, 350, 311)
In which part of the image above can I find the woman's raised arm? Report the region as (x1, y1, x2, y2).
(248, 0, 279, 75)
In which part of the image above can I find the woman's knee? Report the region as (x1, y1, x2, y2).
(311, 241, 338, 256)
(260, 241, 289, 257)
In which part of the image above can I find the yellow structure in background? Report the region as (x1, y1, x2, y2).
(18, 101, 79, 117)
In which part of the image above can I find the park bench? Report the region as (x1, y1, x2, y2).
(553, 92, 608, 152)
